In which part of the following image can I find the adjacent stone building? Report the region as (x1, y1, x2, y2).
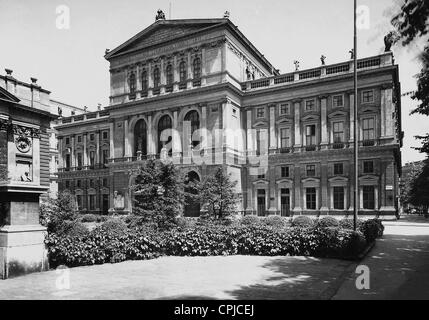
(55, 14, 403, 217)
(0, 70, 84, 199)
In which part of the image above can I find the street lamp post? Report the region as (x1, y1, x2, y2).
(353, 0, 359, 231)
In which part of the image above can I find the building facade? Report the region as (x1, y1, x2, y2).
(56, 15, 403, 217)
(0, 69, 85, 199)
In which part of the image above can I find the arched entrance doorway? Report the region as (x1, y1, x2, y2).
(184, 171, 200, 217)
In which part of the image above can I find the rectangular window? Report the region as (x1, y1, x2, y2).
(257, 174, 265, 179)
(305, 125, 316, 146)
(334, 163, 344, 175)
(89, 195, 96, 211)
(362, 118, 375, 141)
(281, 166, 290, 178)
(103, 131, 108, 139)
(280, 128, 291, 148)
(332, 95, 344, 107)
(279, 103, 290, 115)
(77, 135, 82, 143)
(77, 153, 83, 168)
(76, 195, 82, 210)
(362, 90, 374, 103)
(102, 178, 108, 187)
(306, 164, 316, 177)
(333, 122, 344, 143)
(363, 161, 374, 174)
(363, 186, 375, 209)
(333, 187, 345, 210)
(256, 107, 265, 118)
(305, 99, 315, 111)
(65, 137, 70, 145)
(65, 154, 71, 168)
(65, 180, 70, 189)
(102, 149, 109, 164)
(89, 151, 95, 166)
(90, 133, 95, 141)
(77, 180, 81, 188)
(306, 187, 317, 210)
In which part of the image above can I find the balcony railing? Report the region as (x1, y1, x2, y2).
(58, 163, 108, 172)
(192, 79, 201, 87)
(242, 52, 393, 92)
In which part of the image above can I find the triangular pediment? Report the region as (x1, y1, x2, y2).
(0, 86, 20, 103)
(105, 19, 225, 59)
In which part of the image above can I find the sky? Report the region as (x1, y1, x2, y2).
(0, 0, 427, 164)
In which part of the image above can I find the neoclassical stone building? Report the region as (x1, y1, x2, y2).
(56, 14, 403, 217)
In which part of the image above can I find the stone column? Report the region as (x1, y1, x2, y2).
(124, 118, 131, 158)
(96, 131, 100, 163)
(147, 60, 153, 97)
(320, 96, 328, 149)
(293, 100, 301, 151)
(381, 86, 394, 137)
(147, 115, 154, 155)
(349, 93, 355, 142)
(246, 109, 254, 153)
(320, 162, 329, 214)
(58, 137, 63, 168)
(160, 58, 166, 95)
(109, 122, 114, 161)
(293, 165, 302, 215)
(71, 135, 75, 167)
(83, 133, 88, 166)
(173, 55, 179, 92)
(172, 110, 181, 161)
(269, 105, 277, 152)
(187, 50, 192, 89)
(201, 46, 207, 86)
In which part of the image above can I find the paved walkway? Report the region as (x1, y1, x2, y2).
(332, 215, 429, 300)
(1, 216, 428, 300)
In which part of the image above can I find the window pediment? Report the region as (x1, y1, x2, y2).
(253, 180, 269, 185)
(301, 114, 320, 122)
(328, 110, 347, 119)
(253, 120, 268, 128)
(359, 106, 378, 115)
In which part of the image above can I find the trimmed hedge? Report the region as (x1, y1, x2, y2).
(262, 215, 289, 228)
(79, 214, 108, 223)
(45, 218, 383, 268)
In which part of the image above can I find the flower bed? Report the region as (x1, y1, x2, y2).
(45, 218, 384, 268)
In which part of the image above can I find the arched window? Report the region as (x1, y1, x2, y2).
(129, 72, 136, 95)
(184, 110, 200, 148)
(134, 119, 147, 157)
(157, 115, 172, 154)
(179, 61, 187, 83)
(166, 64, 173, 85)
(141, 70, 148, 92)
(153, 67, 160, 89)
(193, 58, 201, 79)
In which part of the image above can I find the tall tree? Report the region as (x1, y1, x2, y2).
(400, 160, 424, 207)
(391, 0, 429, 154)
(409, 159, 429, 213)
(192, 167, 240, 219)
(132, 159, 185, 228)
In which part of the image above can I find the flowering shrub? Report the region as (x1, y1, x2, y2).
(339, 218, 363, 230)
(240, 215, 261, 226)
(316, 216, 340, 228)
(45, 217, 384, 268)
(359, 219, 384, 243)
(262, 215, 289, 228)
(291, 216, 315, 228)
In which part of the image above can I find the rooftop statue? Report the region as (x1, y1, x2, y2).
(294, 60, 300, 71)
(384, 31, 399, 52)
(320, 55, 326, 65)
(156, 9, 166, 21)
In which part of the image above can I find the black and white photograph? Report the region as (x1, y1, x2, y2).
(0, 0, 428, 308)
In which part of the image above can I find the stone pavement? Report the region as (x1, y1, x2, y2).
(1, 216, 428, 300)
(332, 215, 429, 300)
